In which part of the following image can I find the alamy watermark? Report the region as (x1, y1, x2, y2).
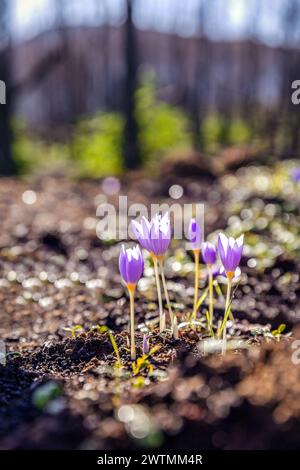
(95, 196, 204, 250)
(0, 80, 6, 104)
(291, 80, 300, 105)
(291, 340, 300, 365)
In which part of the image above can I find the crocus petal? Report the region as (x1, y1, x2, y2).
(236, 234, 244, 248)
(131, 218, 152, 252)
(127, 245, 144, 284)
(151, 213, 171, 256)
(131, 220, 142, 239)
(141, 218, 153, 252)
(228, 237, 236, 249)
(160, 213, 171, 236)
(226, 246, 235, 271)
(232, 236, 244, 266)
(119, 245, 128, 282)
(149, 218, 160, 253)
(158, 218, 171, 254)
(233, 243, 243, 266)
(218, 233, 228, 264)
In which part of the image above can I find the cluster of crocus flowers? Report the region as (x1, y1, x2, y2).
(119, 210, 244, 361)
(119, 212, 175, 360)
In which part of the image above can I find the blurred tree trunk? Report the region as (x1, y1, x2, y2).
(188, 1, 208, 152)
(123, 0, 140, 169)
(277, 0, 300, 157)
(0, 0, 15, 175)
(188, 36, 202, 151)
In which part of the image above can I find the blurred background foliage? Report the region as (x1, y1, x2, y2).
(13, 78, 194, 177)
(202, 115, 251, 153)
(13, 120, 70, 174)
(1, 0, 300, 177)
(135, 78, 192, 170)
(73, 113, 124, 177)
(13, 77, 257, 177)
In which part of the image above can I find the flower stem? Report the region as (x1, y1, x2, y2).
(221, 276, 232, 354)
(159, 259, 174, 330)
(153, 256, 165, 332)
(192, 249, 200, 321)
(208, 265, 214, 330)
(222, 322, 226, 354)
(127, 284, 136, 361)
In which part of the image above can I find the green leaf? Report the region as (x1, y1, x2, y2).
(213, 280, 224, 299)
(194, 286, 209, 313)
(278, 324, 286, 334)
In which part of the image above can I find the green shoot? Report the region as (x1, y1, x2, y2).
(271, 324, 286, 341)
(219, 299, 233, 338)
(214, 279, 234, 321)
(205, 310, 214, 337)
(91, 325, 122, 368)
(213, 279, 224, 300)
(63, 324, 84, 338)
(218, 282, 240, 338)
(189, 286, 209, 321)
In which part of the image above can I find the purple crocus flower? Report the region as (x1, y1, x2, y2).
(202, 242, 217, 265)
(119, 244, 144, 286)
(291, 168, 300, 183)
(218, 233, 244, 277)
(132, 213, 172, 257)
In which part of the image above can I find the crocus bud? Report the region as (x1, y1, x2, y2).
(291, 168, 300, 183)
(119, 244, 144, 287)
(132, 212, 172, 257)
(218, 233, 244, 277)
(142, 334, 150, 355)
(188, 218, 202, 251)
(202, 242, 217, 265)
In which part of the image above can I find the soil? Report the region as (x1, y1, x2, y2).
(0, 165, 300, 450)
